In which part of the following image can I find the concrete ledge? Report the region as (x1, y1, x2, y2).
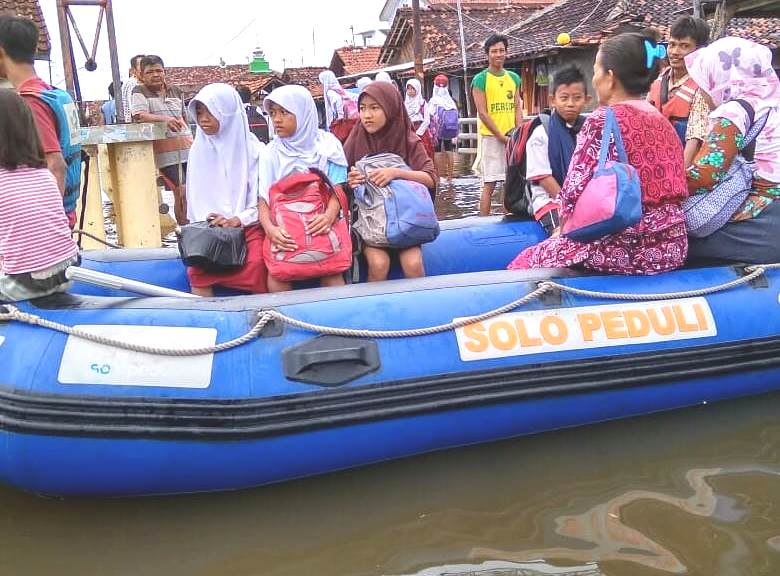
(80, 122, 169, 145)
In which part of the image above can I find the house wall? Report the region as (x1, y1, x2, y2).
(545, 47, 598, 112)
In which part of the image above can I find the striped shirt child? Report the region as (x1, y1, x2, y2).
(0, 166, 78, 300)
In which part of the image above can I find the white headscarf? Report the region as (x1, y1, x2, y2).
(429, 84, 457, 111)
(375, 71, 393, 84)
(186, 83, 262, 225)
(319, 70, 342, 94)
(686, 36, 780, 182)
(356, 77, 372, 92)
(404, 78, 425, 119)
(259, 85, 347, 201)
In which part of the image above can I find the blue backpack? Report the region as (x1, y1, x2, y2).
(354, 153, 440, 249)
(436, 107, 459, 140)
(20, 84, 83, 214)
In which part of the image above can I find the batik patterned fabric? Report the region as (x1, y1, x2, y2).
(508, 102, 688, 275)
(685, 36, 780, 184)
(687, 118, 780, 221)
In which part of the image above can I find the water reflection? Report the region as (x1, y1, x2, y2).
(434, 176, 503, 221)
(395, 559, 602, 575)
(469, 467, 780, 574)
(5, 391, 778, 576)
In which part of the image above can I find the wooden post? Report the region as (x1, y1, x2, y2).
(107, 142, 162, 248)
(456, 0, 472, 116)
(104, 0, 125, 123)
(75, 145, 106, 250)
(55, 0, 77, 101)
(411, 0, 425, 96)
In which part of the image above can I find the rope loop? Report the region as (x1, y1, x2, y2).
(1, 263, 778, 354)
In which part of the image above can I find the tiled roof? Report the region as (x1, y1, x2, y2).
(0, 0, 51, 58)
(162, 64, 279, 98)
(331, 46, 382, 76)
(380, 3, 543, 64)
(281, 66, 328, 99)
(159, 63, 328, 100)
(428, 0, 549, 3)
(728, 18, 780, 46)
(438, 0, 779, 70)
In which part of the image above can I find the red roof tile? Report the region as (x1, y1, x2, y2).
(159, 63, 328, 100)
(162, 64, 279, 99)
(0, 0, 51, 58)
(728, 17, 780, 46)
(438, 0, 779, 70)
(427, 0, 550, 4)
(281, 66, 328, 98)
(331, 46, 382, 76)
(381, 3, 544, 64)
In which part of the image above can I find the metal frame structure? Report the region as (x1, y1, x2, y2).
(55, 0, 124, 121)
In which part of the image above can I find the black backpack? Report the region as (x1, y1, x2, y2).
(245, 106, 269, 143)
(503, 113, 549, 218)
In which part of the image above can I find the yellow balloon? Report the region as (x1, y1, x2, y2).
(557, 32, 571, 46)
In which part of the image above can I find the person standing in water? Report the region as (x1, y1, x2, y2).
(471, 34, 523, 216)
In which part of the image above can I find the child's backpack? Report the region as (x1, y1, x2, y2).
(436, 107, 460, 140)
(263, 169, 352, 282)
(334, 88, 359, 120)
(503, 113, 549, 218)
(354, 153, 440, 249)
(19, 84, 83, 214)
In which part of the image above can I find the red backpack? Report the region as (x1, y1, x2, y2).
(263, 170, 352, 282)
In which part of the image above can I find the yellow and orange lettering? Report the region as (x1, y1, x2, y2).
(463, 322, 489, 353)
(672, 305, 699, 333)
(514, 319, 542, 347)
(624, 309, 651, 338)
(540, 316, 568, 345)
(693, 302, 710, 331)
(601, 311, 628, 339)
(576, 313, 602, 342)
(648, 307, 676, 336)
(489, 320, 518, 351)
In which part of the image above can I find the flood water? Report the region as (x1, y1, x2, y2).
(2, 391, 778, 576)
(4, 163, 779, 575)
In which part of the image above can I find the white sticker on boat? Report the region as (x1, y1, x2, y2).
(455, 297, 716, 362)
(57, 325, 217, 388)
(0, 335, 4, 347)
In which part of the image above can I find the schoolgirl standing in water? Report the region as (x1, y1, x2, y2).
(404, 78, 435, 160)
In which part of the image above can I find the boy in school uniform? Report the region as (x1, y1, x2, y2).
(525, 66, 590, 235)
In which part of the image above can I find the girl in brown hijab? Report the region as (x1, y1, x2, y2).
(345, 82, 438, 281)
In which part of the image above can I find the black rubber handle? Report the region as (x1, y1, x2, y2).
(283, 336, 380, 386)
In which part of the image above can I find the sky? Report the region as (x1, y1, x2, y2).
(35, 0, 387, 100)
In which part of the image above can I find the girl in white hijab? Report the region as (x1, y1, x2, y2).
(404, 78, 435, 160)
(185, 83, 267, 296)
(356, 76, 372, 92)
(375, 71, 394, 85)
(259, 85, 349, 292)
(428, 74, 459, 183)
(318, 70, 348, 128)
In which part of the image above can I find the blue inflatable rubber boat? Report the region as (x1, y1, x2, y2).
(1, 216, 779, 497)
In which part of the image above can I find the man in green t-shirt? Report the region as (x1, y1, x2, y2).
(471, 34, 523, 216)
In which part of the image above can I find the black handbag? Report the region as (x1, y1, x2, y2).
(177, 221, 247, 272)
